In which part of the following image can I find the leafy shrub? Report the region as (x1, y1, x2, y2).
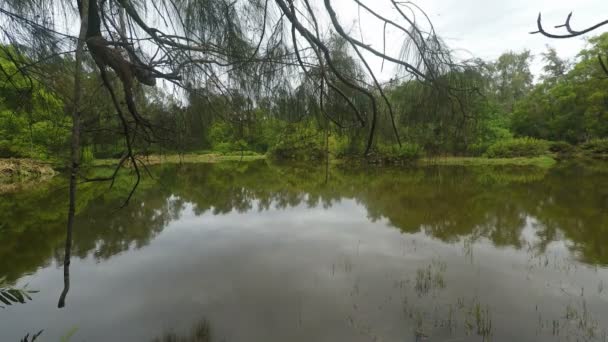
(268, 122, 326, 161)
(208, 121, 233, 146)
(549, 141, 575, 154)
(581, 138, 608, 158)
(81, 146, 95, 165)
(334, 136, 364, 157)
(467, 143, 489, 157)
(373, 143, 423, 163)
(0, 141, 25, 158)
(268, 141, 325, 161)
(485, 138, 549, 158)
(548, 141, 576, 159)
(392, 143, 423, 161)
(213, 142, 235, 154)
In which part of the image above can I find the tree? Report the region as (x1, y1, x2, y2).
(539, 46, 569, 85)
(526, 11, 608, 142)
(487, 51, 534, 113)
(512, 33, 608, 143)
(0, 46, 70, 158)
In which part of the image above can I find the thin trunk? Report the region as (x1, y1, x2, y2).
(118, 6, 127, 37)
(324, 122, 330, 184)
(28, 120, 34, 156)
(58, 0, 89, 309)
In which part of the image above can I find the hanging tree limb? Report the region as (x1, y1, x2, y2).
(532, 12, 608, 77)
(531, 12, 608, 38)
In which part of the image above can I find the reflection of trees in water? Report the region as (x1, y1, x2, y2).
(527, 163, 608, 265)
(154, 160, 608, 266)
(1, 160, 608, 284)
(0, 174, 169, 283)
(71, 190, 182, 260)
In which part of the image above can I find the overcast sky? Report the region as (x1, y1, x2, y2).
(328, 0, 608, 80)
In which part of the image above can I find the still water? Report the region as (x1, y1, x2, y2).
(1, 160, 608, 341)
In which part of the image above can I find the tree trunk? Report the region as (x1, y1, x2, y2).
(58, 0, 89, 309)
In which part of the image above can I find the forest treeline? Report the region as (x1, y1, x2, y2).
(1, 33, 608, 163)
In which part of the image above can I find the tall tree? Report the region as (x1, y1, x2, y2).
(539, 46, 569, 85)
(488, 51, 534, 112)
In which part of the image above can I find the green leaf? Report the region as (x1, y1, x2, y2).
(8, 289, 25, 303)
(0, 293, 12, 306)
(1, 290, 18, 302)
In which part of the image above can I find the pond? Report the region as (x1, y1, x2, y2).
(1, 160, 608, 341)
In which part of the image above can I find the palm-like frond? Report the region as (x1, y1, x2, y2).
(0, 276, 39, 308)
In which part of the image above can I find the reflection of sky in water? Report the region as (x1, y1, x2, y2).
(4, 197, 608, 342)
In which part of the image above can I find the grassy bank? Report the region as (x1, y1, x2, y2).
(0, 153, 566, 187)
(93, 153, 266, 166)
(421, 156, 557, 168)
(95, 153, 561, 169)
(0, 159, 56, 193)
(0, 158, 56, 180)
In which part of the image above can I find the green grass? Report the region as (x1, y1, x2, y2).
(93, 153, 266, 166)
(421, 155, 557, 168)
(3, 154, 561, 175)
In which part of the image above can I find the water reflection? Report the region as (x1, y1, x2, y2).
(1, 161, 608, 281)
(0, 160, 607, 341)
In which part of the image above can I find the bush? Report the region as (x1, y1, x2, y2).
(334, 136, 364, 157)
(213, 139, 254, 155)
(392, 143, 423, 161)
(549, 141, 575, 154)
(268, 141, 325, 161)
(372, 143, 423, 163)
(485, 138, 549, 158)
(549, 141, 576, 159)
(467, 143, 489, 157)
(581, 138, 608, 158)
(213, 142, 232, 154)
(0, 141, 25, 158)
(267, 123, 326, 161)
(81, 146, 95, 165)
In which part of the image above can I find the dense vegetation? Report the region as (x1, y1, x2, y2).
(1, 34, 607, 165)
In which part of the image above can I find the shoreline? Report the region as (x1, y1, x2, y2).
(3, 153, 595, 183)
(0, 158, 56, 180)
(0, 159, 56, 193)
